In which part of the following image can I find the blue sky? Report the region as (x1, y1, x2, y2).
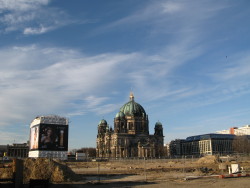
(0, 0, 250, 150)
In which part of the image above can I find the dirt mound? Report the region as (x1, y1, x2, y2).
(197, 155, 218, 164)
(23, 158, 81, 183)
(0, 167, 12, 179)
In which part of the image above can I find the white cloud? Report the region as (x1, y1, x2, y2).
(162, 1, 183, 14)
(23, 25, 51, 35)
(0, 45, 139, 126)
(211, 54, 250, 81)
(84, 96, 109, 109)
(0, 0, 70, 35)
(0, 0, 49, 12)
(91, 103, 122, 116)
(0, 1, 249, 146)
(91, 1, 226, 104)
(0, 43, 197, 128)
(98, 0, 228, 37)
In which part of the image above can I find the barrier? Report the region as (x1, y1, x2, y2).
(219, 174, 250, 178)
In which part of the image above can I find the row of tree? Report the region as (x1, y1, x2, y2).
(69, 147, 96, 158)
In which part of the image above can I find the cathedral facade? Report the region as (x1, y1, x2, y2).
(96, 93, 164, 158)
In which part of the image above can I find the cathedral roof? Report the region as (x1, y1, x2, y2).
(119, 93, 146, 117)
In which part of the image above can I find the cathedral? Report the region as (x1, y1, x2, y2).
(96, 93, 164, 158)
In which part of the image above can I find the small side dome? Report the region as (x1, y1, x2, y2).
(155, 121, 163, 128)
(115, 111, 125, 118)
(99, 119, 107, 125)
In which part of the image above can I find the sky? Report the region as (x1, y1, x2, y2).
(0, 0, 250, 150)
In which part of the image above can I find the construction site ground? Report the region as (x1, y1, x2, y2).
(55, 157, 250, 188)
(1, 156, 250, 187)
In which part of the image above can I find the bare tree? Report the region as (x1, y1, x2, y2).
(233, 136, 250, 154)
(77, 147, 96, 158)
(69, 149, 77, 155)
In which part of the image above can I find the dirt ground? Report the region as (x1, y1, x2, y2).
(49, 178, 250, 188)
(1, 156, 250, 187)
(50, 156, 250, 188)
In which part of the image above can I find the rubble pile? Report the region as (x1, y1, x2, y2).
(23, 158, 80, 183)
(197, 155, 218, 164)
(0, 166, 12, 179)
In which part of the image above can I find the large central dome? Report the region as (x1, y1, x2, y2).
(118, 93, 146, 117)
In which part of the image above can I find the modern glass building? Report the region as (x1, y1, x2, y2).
(170, 134, 235, 156)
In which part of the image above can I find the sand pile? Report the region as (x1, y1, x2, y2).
(0, 166, 12, 179)
(197, 155, 218, 164)
(23, 158, 80, 183)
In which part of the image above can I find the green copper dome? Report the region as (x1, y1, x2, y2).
(155, 121, 163, 127)
(115, 111, 125, 118)
(99, 119, 107, 125)
(119, 93, 146, 117)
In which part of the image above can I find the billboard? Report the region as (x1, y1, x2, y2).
(39, 124, 68, 151)
(29, 124, 68, 151)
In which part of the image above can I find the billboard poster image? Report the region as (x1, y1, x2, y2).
(39, 124, 68, 151)
(30, 126, 39, 150)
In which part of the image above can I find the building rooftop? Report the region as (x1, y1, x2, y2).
(186, 133, 235, 142)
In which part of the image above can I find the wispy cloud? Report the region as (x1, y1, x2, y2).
(0, 1, 245, 128)
(0, 0, 49, 12)
(23, 24, 52, 35)
(98, 0, 229, 37)
(162, 1, 183, 14)
(0, 45, 138, 126)
(89, 0, 232, 103)
(209, 53, 250, 81)
(0, 43, 199, 127)
(0, 0, 71, 35)
(0, 0, 249, 146)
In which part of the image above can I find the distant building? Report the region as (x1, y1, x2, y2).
(7, 143, 29, 158)
(96, 93, 164, 158)
(169, 134, 235, 156)
(164, 143, 170, 157)
(0, 145, 8, 157)
(169, 139, 185, 157)
(216, 125, 250, 136)
(67, 153, 76, 161)
(75, 152, 86, 160)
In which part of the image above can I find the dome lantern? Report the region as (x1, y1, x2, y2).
(130, 92, 134, 101)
